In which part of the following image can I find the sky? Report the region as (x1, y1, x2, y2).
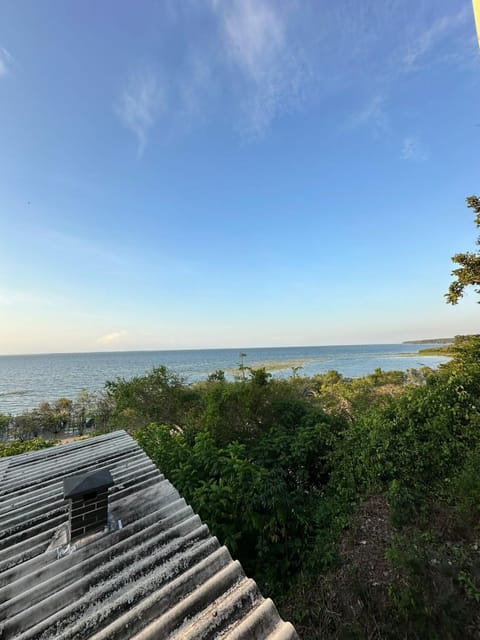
(0, 0, 479, 354)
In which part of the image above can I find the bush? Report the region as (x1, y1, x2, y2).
(135, 376, 348, 594)
(0, 438, 55, 457)
(106, 366, 200, 432)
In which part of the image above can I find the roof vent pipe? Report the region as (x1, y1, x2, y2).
(63, 469, 114, 542)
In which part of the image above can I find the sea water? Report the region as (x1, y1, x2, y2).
(0, 344, 450, 414)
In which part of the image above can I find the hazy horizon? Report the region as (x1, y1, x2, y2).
(0, 336, 459, 358)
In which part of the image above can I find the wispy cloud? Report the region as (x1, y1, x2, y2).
(115, 1, 308, 146)
(41, 228, 125, 267)
(176, 55, 214, 126)
(402, 5, 471, 71)
(212, 0, 307, 136)
(97, 330, 127, 346)
(0, 47, 13, 77)
(219, 0, 285, 80)
(401, 135, 428, 162)
(349, 94, 390, 136)
(115, 1, 478, 148)
(116, 69, 166, 155)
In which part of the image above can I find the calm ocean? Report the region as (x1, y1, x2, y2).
(0, 344, 450, 414)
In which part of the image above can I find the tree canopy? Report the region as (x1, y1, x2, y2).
(446, 195, 480, 304)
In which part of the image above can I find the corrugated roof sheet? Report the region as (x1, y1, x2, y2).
(0, 430, 298, 640)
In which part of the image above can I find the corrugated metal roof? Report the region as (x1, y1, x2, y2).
(0, 430, 299, 640)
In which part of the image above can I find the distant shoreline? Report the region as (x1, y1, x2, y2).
(402, 338, 454, 345)
(395, 351, 452, 358)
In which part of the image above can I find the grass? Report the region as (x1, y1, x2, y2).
(417, 345, 454, 356)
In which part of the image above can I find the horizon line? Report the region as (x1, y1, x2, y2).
(0, 338, 453, 358)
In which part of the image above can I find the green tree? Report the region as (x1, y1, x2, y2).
(291, 365, 303, 379)
(238, 352, 247, 380)
(105, 366, 200, 433)
(446, 195, 480, 304)
(247, 367, 271, 386)
(207, 369, 226, 383)
(0, 414, 10, 440)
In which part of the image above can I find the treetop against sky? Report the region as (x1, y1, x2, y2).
(0, 1, 479, 354)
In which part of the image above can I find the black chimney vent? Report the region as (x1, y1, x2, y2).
(63, 469, 114, 541)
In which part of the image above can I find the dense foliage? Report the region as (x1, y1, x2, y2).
(135, 375, 347, 589)
(446, 195, 480, 304)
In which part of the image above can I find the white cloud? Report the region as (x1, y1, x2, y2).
(401, 135, 428, 162)
(177, 55, 214, 126)
(349, 94, 390, 135)
(97, 330, 127, 346)
(402, 5, 471, 71)
(40, 228, 124, 267)
(116, 1, 307, 144)
(211, 0, 307, 136)
(220, 0, 285, 80)
(116, 70, 166, 155)
(114, 2, 476, 147)
(0, 47, 13, 77)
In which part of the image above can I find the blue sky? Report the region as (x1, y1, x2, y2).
(0, 0, 479, 354)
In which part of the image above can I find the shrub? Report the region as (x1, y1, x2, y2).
(0, 438, 55, 457)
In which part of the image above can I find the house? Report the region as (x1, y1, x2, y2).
(0, 430, 298, 639)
